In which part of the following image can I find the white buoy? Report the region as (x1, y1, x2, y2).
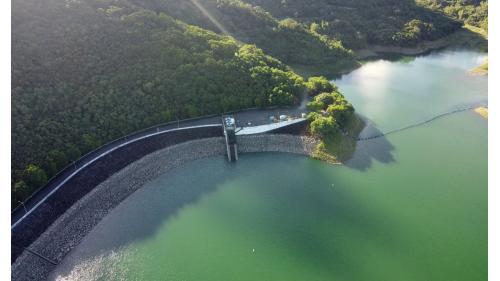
(252, 248, 255, 253)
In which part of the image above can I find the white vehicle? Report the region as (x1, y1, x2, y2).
(279, 115, 287, 121)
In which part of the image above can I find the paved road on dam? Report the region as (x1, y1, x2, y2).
(12, 106, 307, 228)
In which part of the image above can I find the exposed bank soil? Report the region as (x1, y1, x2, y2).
(356, 26, 487, 61)
(474, 107, 488, 119)
(12, 134, 319, 281)
(356, 39, 450, 59)
(469, 59, 488, 76)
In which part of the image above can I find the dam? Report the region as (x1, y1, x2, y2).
(11, 50, 488, 281)
(11, 110, 310, 280)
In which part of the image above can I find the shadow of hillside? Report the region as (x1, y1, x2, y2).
(445, 26, 488, 52)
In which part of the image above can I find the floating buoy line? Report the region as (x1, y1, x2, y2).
(350, 105, 487, 142)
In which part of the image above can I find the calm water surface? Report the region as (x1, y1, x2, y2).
(49, 50, 487, 281)
(335, 50, 487, 133)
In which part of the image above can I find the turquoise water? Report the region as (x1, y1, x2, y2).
(49, 50, 487, 281)
(335, 50, 487, 133)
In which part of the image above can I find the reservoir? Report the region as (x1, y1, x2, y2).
(49, 50, 487, 281)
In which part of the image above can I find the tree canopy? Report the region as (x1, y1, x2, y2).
(127, 0, 355, 65)
(417, 0, 488, 32)
(11, 0, 486, 207)
(11, 0, 305, 207)
(305, 76, 337, 96)
(306, 78, 355, 140)
(243, 0, 462, 48)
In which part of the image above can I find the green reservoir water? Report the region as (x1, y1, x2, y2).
(336, 50, 487, 133)
(49, 50, 487, 281)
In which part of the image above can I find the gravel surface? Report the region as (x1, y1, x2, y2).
(12, 134, 318, 281)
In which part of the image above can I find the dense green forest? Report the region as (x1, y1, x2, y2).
(125, 0, 467, 52)
(305, 76, 362, 162)
(127, 0, 355, 66)
(11, 0, 305, 206)
(242, 0, 462, 49)
(11, 0, 487, 207)
(417, 0, 488, 31)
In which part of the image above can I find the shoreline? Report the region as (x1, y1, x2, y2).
(291, 25, 488, 78)
(356, 25, 487, 61)
(355, 39, 450, 60)
(12, 134, 319, 281)
(292, 38, 453, 78)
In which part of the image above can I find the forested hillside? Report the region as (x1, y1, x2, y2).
(126, 0, 464, 55)
(127, 0, 354, 66)
(241, 0, 461, 49)
(11, 0, 487, 207)
(417, 0, 487, 31)
(11, 0, 304, 206)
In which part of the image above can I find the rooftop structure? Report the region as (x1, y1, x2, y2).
(222, 115, 238, 161)
(223, 116, 236, 131)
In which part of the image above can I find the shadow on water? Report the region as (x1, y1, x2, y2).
(53, 153, 425, 280)
(199, 155, 416, 280)
(345, 118, 396, 171)
(52, 157, 240, 276)
(51, 117, 395, 278)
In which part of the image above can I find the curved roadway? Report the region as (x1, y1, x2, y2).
(11, 106, 307, 229)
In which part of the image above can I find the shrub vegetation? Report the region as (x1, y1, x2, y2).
(305, 77, 363, 162)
